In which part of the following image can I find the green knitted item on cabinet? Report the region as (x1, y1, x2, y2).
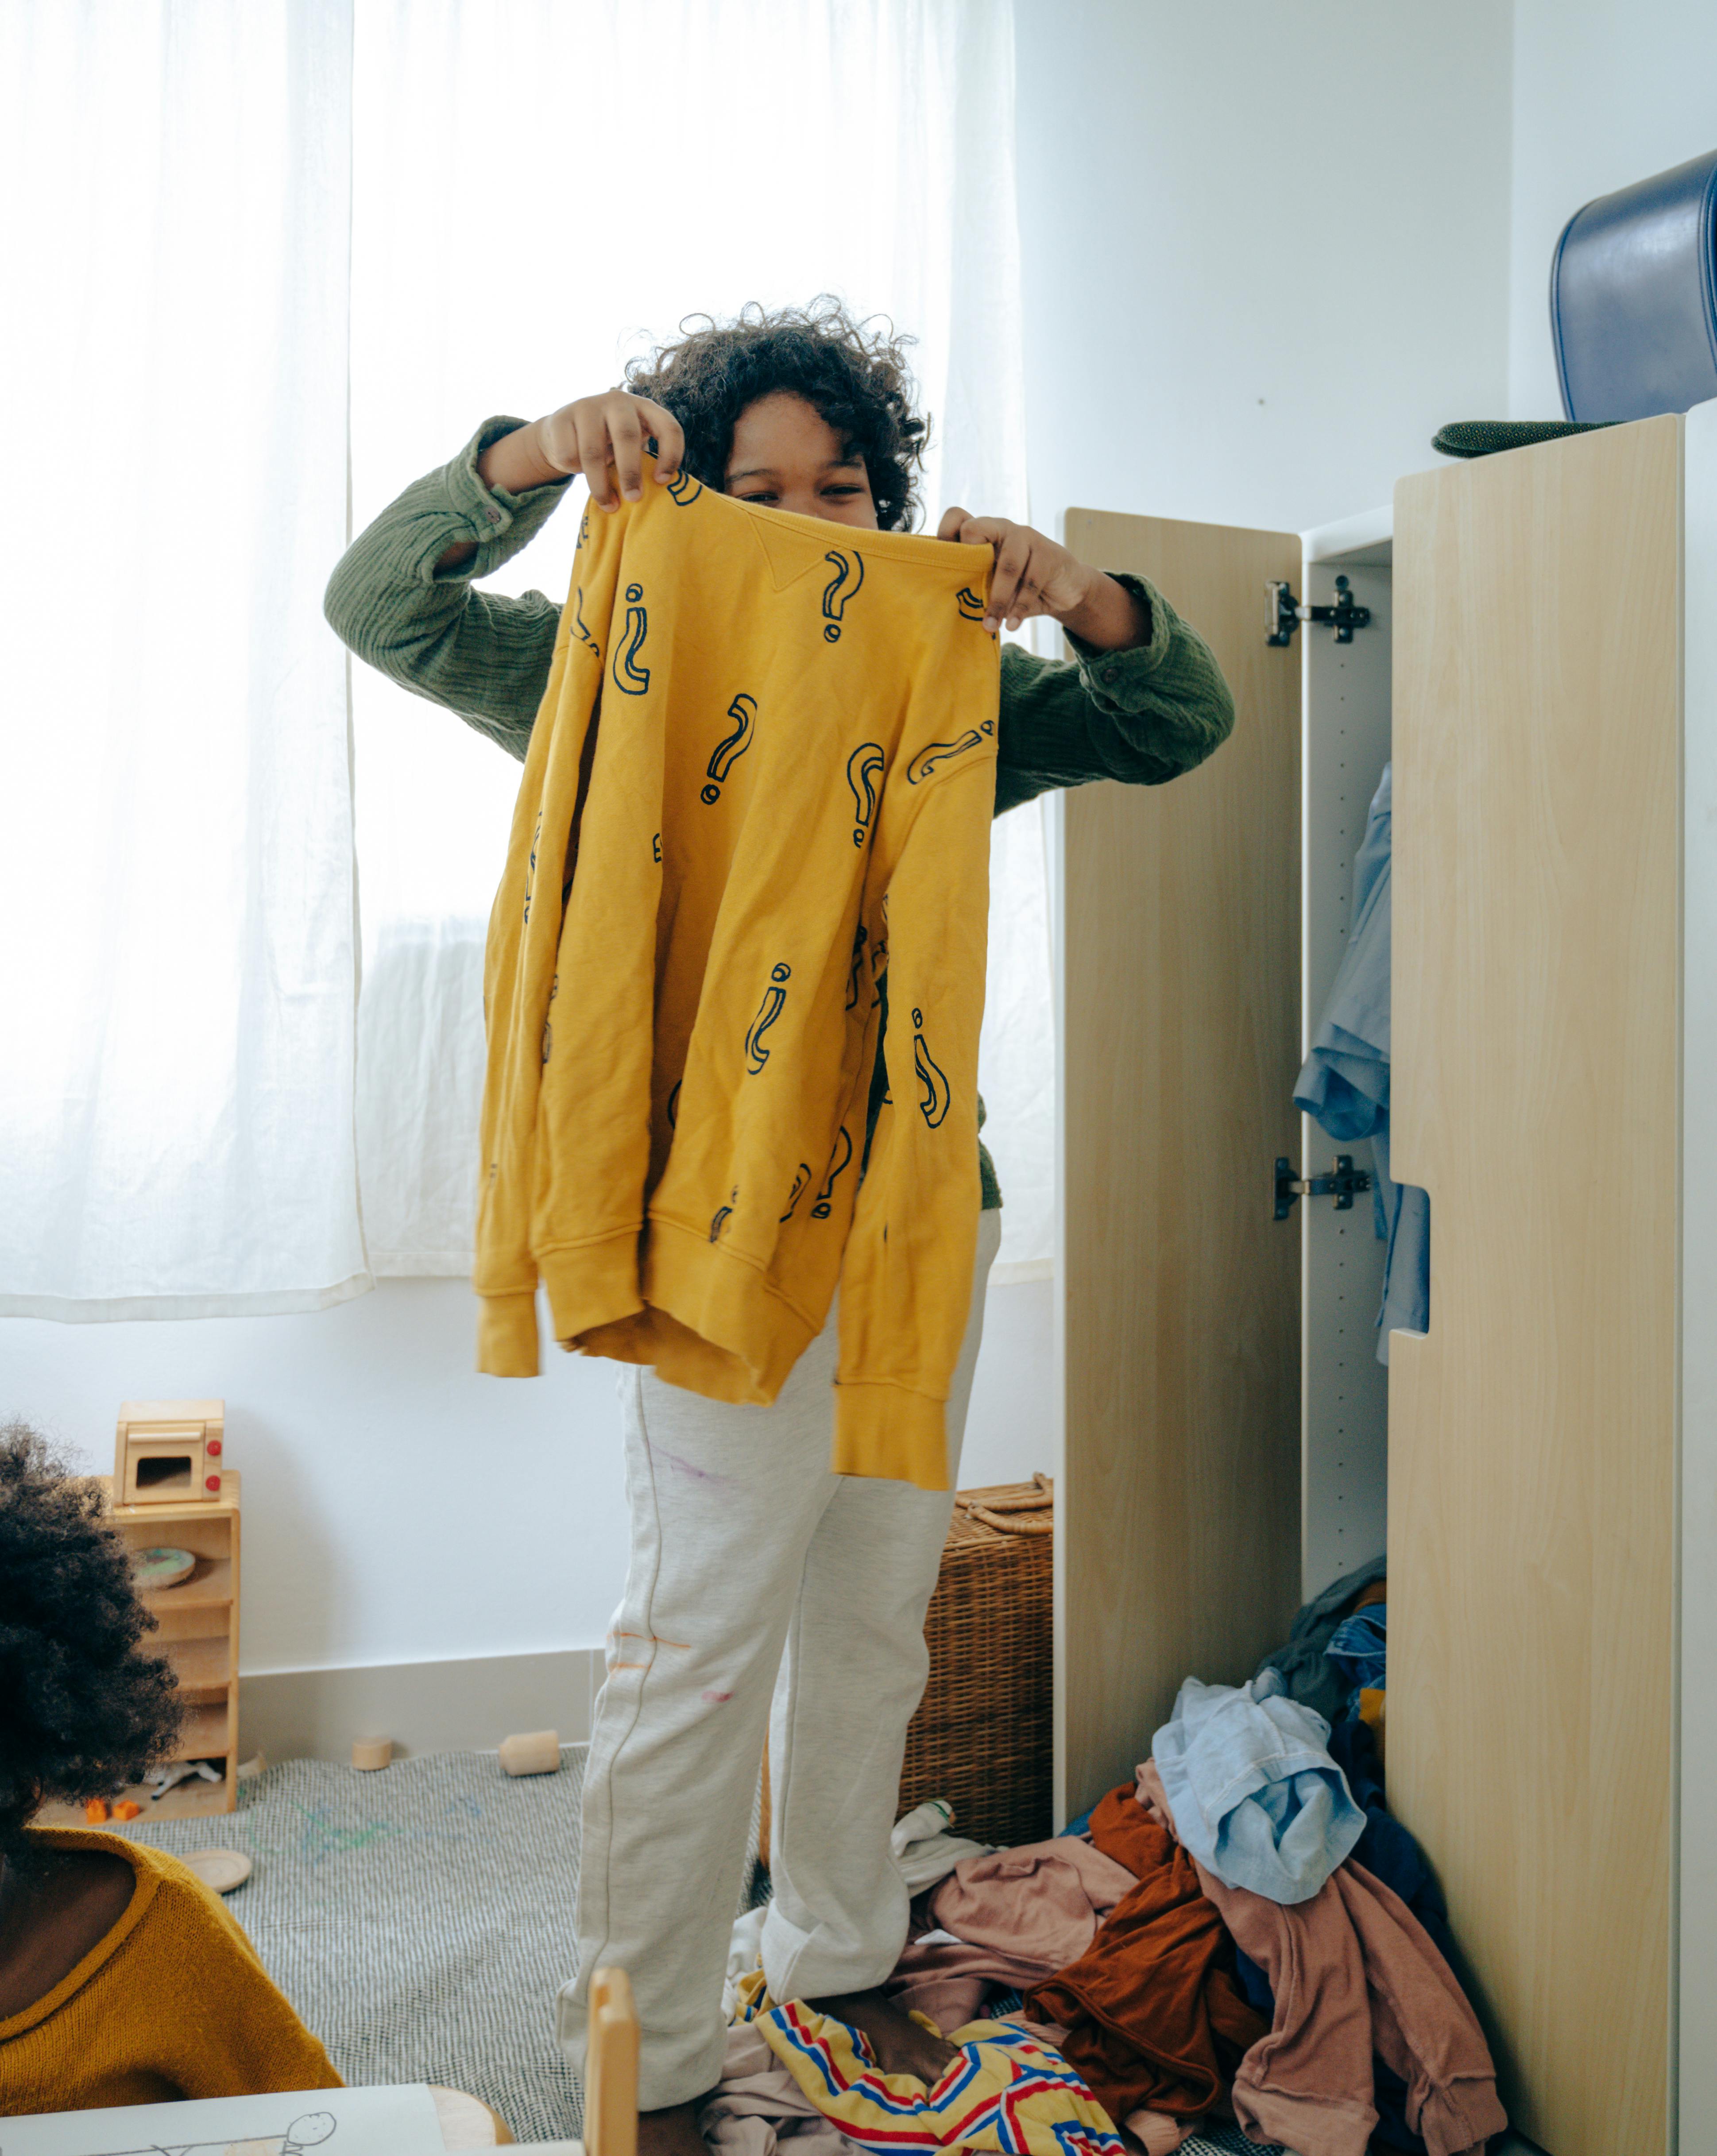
(1432, 418, 1616, 459)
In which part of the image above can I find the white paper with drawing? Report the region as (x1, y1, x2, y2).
(0, 2084, 444, 2156)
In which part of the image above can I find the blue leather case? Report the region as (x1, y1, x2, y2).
(1551, 148, 1717, 421)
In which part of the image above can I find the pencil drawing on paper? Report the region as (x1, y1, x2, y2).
(72, 2110, 337, 2156)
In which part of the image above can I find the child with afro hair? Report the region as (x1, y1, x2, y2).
(0, 1421, 340, 2111)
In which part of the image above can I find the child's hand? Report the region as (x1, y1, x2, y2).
(533, 390, 687, 510)
(936, 507, 1149, 650)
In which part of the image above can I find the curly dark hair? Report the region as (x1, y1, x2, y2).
(624, 297, 931, 532)
(0, 1422, 182, 1855)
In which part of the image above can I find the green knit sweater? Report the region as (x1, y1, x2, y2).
(325, 419, 1237, 1209)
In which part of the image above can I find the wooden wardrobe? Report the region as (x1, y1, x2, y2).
(1052, 406, 1717, 2156)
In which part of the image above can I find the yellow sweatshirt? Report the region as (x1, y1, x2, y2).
(476, 467, 999, 1490)
(1, 1829, 341, 2111)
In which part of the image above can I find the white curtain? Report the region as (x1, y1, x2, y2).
(0, 0, 1052, 1317)
(0, 1, 365, 1319)
(351, 0, 1054, 1280)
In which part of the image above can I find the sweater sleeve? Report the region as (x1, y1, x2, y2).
(147, 1872, 343, 2100)
(993, 572, 1236, 815)
(322, 416, 570, 761)
(832, 756, 994, 1489)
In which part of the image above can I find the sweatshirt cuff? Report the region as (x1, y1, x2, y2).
(476, 1288, 541, 1376)
(430, 415, 574, 584)
(1062, 572, 1174, 710)
(831, 1381, 951, 1491)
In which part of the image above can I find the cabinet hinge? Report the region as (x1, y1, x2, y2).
(1266, 574, 1373, 646)
(1274, 1154, 1373, 1221)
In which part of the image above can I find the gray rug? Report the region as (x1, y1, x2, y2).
(111, 1748, 590, 2141)
(110, 1753, 1282, 2155)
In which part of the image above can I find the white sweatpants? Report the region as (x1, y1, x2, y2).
(558, 1207, 1002, 2108)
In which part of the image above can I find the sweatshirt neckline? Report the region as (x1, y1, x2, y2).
(0, 1828, 161, 2037)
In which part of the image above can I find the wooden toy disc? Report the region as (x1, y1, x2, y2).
(182, 1846, 252, 1893)
(133, 1546, 196, 1589)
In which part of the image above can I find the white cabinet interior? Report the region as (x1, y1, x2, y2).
(1297, 509, 1394, 1599)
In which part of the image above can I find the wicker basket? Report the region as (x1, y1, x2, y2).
(897, 1472, 1054, 1850)
(757, 1473, 1054, 1866)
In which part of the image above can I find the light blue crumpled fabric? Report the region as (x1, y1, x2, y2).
(1292, 763, 1431, 1364)
(1152, 1675, 1366, 1905)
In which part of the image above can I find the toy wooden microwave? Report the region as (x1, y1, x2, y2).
(114, 1399, 226, 1505)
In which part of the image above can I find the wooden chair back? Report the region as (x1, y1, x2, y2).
(583, 1967, 639, 2156)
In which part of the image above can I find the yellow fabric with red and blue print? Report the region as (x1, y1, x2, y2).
(750, 1997, 1124, 2156)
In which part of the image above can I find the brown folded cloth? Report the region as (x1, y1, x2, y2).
(1199, 1859, 1507, 2156)
(931, 1836, 1138, 1964)
(887, 1932, 1055, 2032)
(888, 1834, 1138, 2029)
(1025, 1787, 1267, 2121)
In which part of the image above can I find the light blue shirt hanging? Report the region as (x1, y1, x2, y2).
(1293, 764, 1430, 1361)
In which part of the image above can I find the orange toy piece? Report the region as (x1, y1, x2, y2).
(85, 1799, 110, 1824)
(112, 1799, 142, 1821)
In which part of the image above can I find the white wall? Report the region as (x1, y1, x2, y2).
(8, 3, 1526, 1688)
(1013, 0, 1516, 538)
(4, 1273, 1055, 1678)
(5, 1285, 626, 1675)
(1508, 0, 1717, 417)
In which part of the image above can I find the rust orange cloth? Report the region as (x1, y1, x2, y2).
(0, 1829, 340, 2112)
(1023, 1788, 1266, 2121)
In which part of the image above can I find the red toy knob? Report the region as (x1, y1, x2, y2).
(205, 1473, 221, 1491)
(207, 1438, 222, 1457)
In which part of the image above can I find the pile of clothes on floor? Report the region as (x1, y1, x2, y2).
(708, 1557, 1506, 2156)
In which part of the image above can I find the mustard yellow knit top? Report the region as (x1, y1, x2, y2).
(0, 1829, 340, 2114)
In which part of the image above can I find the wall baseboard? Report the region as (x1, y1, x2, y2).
(240, 1646, 605, 1764)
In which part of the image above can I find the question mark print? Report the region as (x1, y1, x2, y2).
(779, 1163, 813, 1221)
(708, 1188, 738, 1243)
(668, 469, 703, 505)
(811, 1126, 854, 1218)
(913, 1007, 951, 1127)
(907, 723, 994, 785)
(613, 582, 651, 694)
(956, 586, 987, 622)
(744, 963, 792, 1074)
(845, 742, 885, 845)
(702, 694, 758, 804)
(666, 1079, 681, 1130)
(572, 587, 599, 651)
(821, 549, 866, 642)
(523, 810, 541, 923)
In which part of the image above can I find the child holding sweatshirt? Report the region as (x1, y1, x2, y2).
(326, 299, 1235, 2156)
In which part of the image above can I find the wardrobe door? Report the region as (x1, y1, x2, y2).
(1056, 510, 1302, 1818)
(1391, 419, 1680, 2156)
